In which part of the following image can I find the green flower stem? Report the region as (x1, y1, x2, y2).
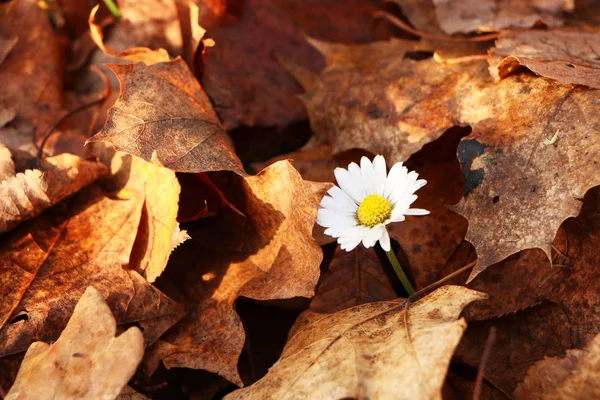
(385, 249, 416, 295)
(103, 0, 122, 18)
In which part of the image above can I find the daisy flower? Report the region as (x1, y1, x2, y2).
(317, 155, 429, 252)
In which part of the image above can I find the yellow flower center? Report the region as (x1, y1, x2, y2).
(356, 194, 393, 227)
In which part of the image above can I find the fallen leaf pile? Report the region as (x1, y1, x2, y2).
(0, 0, 599, 399)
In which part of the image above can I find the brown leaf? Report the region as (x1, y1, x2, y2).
(202, 0, 393, 130)
(89, 5, 172, 65)
(0, 37, 17, 66)
(5, 287, 144, 400)
(0, 142, 15, 182)
(514, 331, 600, 399)
(108, 151, 188, 283)
(488, 29, 600, 89)
(0, 0, 65, 147)
(0, 153, 109, 234)
(0, 180, 183, 356)
(456, 302, 572, 395)
(432, 0, 573, 34)
(450, 73, 600, 281)
(226, 286, 486, 399)
(309, 246, 396, 314)
(117, 386, 150, 400)
(147, 161, 330, 385)
(466, 186, 600, 349)
(303, 40, 460, 165)
(87, 58, 245, 175)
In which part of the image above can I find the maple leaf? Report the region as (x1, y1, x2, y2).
(514, 331, 600, 399)
(146, 161, 330, 385)
(5, 287, 144, 400)
(226, 286, 486, 399)
(87, 58, 245, 175)
(0, 153, 109, 233)
(488, 29, 600, 89)
(466, 187, 600, 349)
(0, 180, 183, 357)
(309, 246, 397, 314)
(432, 0, 573, 34)
(300, 39, 460, 166)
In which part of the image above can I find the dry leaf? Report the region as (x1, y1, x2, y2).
(465, 186, 600, 349)
(5, 287, 144, 400)
(514, 331, 600, 399)
(0, 0, 64, 147)
(0, 181, 183, 357)
(106, 150, 188, 283)
(432, 0, 573, 34)
(147, 161, 330, 385)
(450, 72, 600, 281)
(302, 40, 459, 165)
(488, 29, 600, 89)
(0, 154, 109, 233)
(89, 5, 172, 65)
(0, 37, 17, 66)
(88, 58, 245, 175)
(0, 142, 15, 182)
(227, 286, 486, 400)
(457, 302, 572, 394)
(309, 246, 396, 314)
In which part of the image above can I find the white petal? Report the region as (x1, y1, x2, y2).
(378, 229, 391, 251)
(391, 203, 409, 220)
(362, 226, 385, 248)
(348, 162, 368, 198)
(328, 186, 359, 208)
(360, 157, 377, 195)
(317, 209, 357, 229)
(320, 194, 357, 215)
(390, 171, 418, 205)
(372, 155, 387, 195)
(339, 236, 361, 251)
(404, 208, 430, 216)
(334, 168, 364, 204)
(384, 162, 407, 199)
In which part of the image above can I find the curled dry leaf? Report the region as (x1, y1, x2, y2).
(88, 58, 245, 175)
(432, 0, 573, 34)
(5, 287, 144, 400)
(309, 246, 396, 314)
(0, 180, 183, 357)
(514, 331, 600, 399)
(101, 147, 189, 283)
(0, 153, 108, 233)
(88, 5, 172, 65)
(488, 30, 600, 89)
(226, 286, 486, 400)
(148, 161, 330, 385)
